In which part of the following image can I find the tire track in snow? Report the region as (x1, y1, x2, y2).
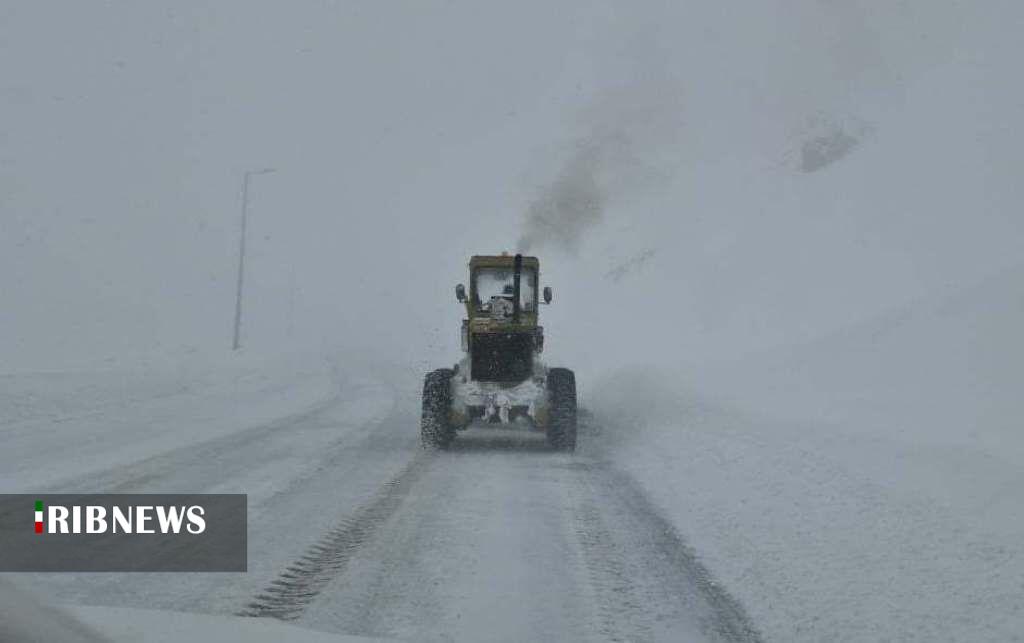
(570, 480, 655, 642)
(49, 391, 347, 494)
(236, 416, 763, 640)
(237, 453, 430, 621)
(569, 456, 763, 643)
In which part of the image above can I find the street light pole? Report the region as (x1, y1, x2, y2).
(232, 168, 276, 351)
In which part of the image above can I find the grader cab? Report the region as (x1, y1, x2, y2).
(421, 253, 577, 450)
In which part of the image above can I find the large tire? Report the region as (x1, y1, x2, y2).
(421, 368, 455, 449)
(546, 367, 577, 451)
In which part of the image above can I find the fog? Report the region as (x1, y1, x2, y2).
(4, 3, 1024, 640)
(3, 1, 1020, 376)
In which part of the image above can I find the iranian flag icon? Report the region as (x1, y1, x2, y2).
(35, 500, 43, 534)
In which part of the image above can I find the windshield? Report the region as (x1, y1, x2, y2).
(474, 267, 536, 312)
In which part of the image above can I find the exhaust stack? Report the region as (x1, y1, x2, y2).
(512, 253, 522, 323)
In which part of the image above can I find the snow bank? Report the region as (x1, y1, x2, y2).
(567, 7, 1024, 636)
(0, 576, 387, 643)
(591, 266, 1024, 641)
(69, 605, 389, 643)
(0, 349, 339, 492)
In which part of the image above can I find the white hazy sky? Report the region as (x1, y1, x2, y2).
(2, 1, 1021, 374)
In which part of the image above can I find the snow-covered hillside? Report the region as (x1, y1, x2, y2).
(589, 263, 1024, 641)
(548, 4, 1024, 639)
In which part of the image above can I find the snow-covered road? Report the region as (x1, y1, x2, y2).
(244, 426, 758, 642)
(6, 365, 760, 642)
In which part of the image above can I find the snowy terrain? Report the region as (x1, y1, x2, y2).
(1, 353, 760, 641)
(4, 266, 1023, 641)
(591, 268, 1024, 640)
(3, 1, 1024, 641)
(0, 351, 338, 493)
